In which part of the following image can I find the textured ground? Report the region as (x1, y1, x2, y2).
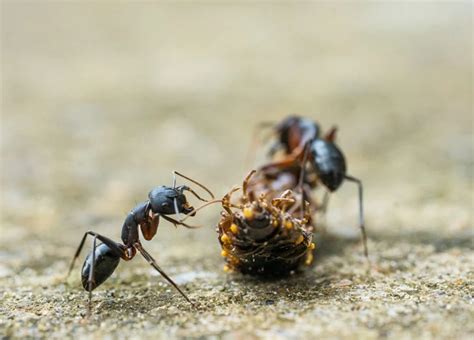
(1, 2, 473, 339)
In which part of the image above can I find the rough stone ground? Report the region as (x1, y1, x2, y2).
(1, 2, 472, 339)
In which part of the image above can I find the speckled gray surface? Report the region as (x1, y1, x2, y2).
(1, 2, 473, 339)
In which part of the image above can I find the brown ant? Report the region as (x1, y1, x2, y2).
(256, 115, 368, 258)
(65, 171, 214, 315)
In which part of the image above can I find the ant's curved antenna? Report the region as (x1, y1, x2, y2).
(180, 199, 224, 222)
(173, 171, 214, 200)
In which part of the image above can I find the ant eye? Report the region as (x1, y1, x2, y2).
(161, 202, 169, 208)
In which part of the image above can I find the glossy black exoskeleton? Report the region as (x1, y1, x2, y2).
(66, 171, 214, 315)
(310, 138, 346, 192)
(81, 243, 120, 291)
(259, 116, 368, 259)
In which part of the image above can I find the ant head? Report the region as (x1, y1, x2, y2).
(275, 115, 301, 142)
(310, 139, 347, 192)
(274, 116, 320, 152)
(148, 186, 195, 216)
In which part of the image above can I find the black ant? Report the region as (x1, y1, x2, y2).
(257, 115, 368, 259)
(65, 171, 214, 315)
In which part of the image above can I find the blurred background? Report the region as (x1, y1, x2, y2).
(1, 1, 472, 338)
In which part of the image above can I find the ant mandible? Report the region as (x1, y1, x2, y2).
(65, 171, 214, 315)
(257, 115, 368, 259)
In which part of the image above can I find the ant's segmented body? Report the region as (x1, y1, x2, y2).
(259, 115, 368, 258)
(66, 171, 214, 314)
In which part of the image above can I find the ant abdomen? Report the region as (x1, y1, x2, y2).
(310, 139, 346, 191)
(81, 243, 121, 291)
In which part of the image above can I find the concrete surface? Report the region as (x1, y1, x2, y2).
(1, 2, 472, 339)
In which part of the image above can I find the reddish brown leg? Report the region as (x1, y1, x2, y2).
(140, 213, 160, 241)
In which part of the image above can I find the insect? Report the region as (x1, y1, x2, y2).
(65, 171, 214, 314)
(215, 170, 316, 275)
(258, 115, 368, 258)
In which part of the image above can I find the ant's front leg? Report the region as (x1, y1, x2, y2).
(140, 211, 160, 241)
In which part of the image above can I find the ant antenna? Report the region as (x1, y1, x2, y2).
(172, 171, 214, 199)
(182, 187, 210, 203)
(180, 199, 224, 222)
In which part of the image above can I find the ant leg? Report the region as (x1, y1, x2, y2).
(260, 155, 299, 174)
(133, 242, 195, 307)
(345, 175, 369, 259)
(66, 232, 90, 280)
(260, 141, 307, 175)
(87, 235, 98, 316)
(173, 171, 214, 199)
(297, 143, 311, 218)
(66, 231, 126, 316)
(140, 213, 160, 241)
(66, 231, 122, 280)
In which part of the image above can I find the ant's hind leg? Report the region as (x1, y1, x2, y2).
(67, 231, 125, 316)
(66, 232, 90, 280)
(65, 231, 124, 280)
